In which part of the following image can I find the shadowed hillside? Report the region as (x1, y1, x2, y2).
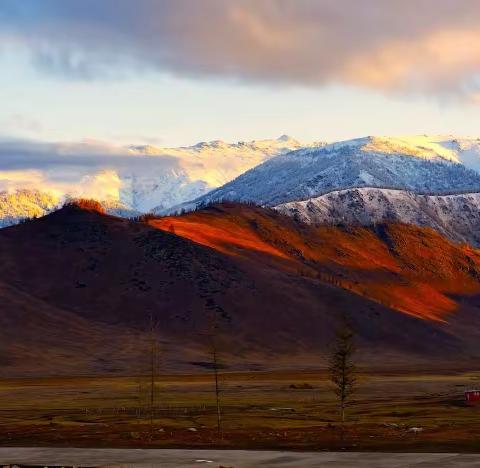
(0, 202, 478, 376)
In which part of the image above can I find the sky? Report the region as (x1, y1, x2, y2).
(2, 0, 480, 146)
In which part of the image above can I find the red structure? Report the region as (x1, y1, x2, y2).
(465, 390, 480, 404)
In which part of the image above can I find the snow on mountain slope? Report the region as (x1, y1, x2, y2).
(125, 135, 306, 211)
(0, 136, 304, 227)
(276, 187, 480, 247)
(1, 136, 303, 206)
(0, 190, 59, 227)
(361, 135, 480, 168)
(0, 190, 140, 228)
(167, 135, 480, 212)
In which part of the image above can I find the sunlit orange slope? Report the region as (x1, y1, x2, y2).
(152, 203, 480, 322)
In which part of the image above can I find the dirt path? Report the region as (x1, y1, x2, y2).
(1, 448, 480, 467)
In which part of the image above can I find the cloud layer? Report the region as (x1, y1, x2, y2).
(0, 138, 179, 200)
(1, 0, 480, 96)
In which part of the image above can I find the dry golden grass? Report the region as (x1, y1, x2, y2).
(0, 370, 479, 451)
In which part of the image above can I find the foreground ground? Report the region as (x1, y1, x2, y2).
(3, 448, 480, 467)
(0, 370, 479, 452)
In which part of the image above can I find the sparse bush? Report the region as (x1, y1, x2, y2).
(289, 383, 314, 390)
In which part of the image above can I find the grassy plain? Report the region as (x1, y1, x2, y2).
(0, 370, 479, 451)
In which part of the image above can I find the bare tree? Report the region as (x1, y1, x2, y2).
(207, 312, 222, 438)
(328, 320, 356, 424)
(142, 310, 159, 438)
(199, 299, 231, 439)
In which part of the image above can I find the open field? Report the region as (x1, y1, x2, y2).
(0, 370, 480, 451)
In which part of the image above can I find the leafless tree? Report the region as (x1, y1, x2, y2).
(139, 310, 159, 438)
(207, 312, 222, 438)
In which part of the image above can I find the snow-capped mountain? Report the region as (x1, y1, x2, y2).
(168, 135, 480, 213)
(276, 187, 480, 246)
(0, 190, 140, 227)
(6, 133, 480, 243)
(0, 190, 59, 227)
(0, 135, 304, 227)
(122, 135, 305, 211)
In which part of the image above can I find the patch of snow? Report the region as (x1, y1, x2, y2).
(275, 187, 480, 246)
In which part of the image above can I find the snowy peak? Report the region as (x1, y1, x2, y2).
(128, 135, 304, 159)
(172, 134, 480, 212)
(361, 135, 464, 163)
(122, 136, 306, 211)
(328, 134, 480, 165)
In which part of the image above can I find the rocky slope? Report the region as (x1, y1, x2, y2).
(276, 187, 480, 247)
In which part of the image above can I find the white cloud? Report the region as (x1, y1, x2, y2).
(0, 137, 179, 200)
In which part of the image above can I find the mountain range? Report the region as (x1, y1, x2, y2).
(157, 134, 480, 247)
(4, 134, 480, 244)
(171, 135, 480, 212)
(0, 135, 304, 227)
(3, 133, 480, 375)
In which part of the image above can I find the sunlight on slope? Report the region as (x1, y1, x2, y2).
(362, 135, 479, 163)
(154, 204, 480, 323)
(151, 215, 289, 260)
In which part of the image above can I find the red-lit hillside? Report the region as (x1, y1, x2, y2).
(154, 203, 480, 322)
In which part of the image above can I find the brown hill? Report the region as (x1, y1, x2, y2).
(0, 202, 478, 376)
